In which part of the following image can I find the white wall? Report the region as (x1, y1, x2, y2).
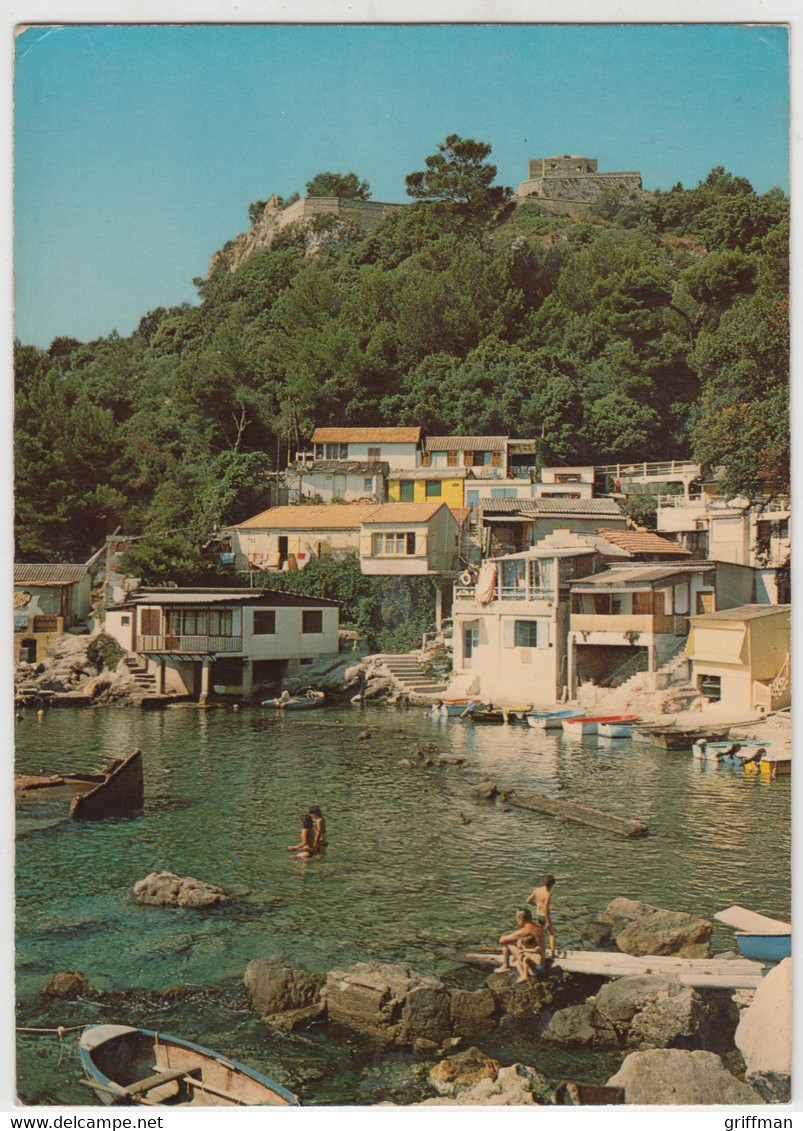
(345, 441, 418, 468)
(453, 605, 562, 705)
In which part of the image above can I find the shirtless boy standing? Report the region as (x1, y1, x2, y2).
(526, 873, 556, 957)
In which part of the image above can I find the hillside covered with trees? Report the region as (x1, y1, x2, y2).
(15, 136, 789, 577)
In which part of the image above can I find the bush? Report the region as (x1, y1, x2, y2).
(86, 634, 126, 672)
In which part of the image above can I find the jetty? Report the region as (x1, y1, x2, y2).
(460, 949, 765, 989)
(506, 791, 648, 839)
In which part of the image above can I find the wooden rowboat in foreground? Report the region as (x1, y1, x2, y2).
(79, 1024, 299, 1107)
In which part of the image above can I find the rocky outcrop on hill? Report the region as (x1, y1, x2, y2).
(133, 871, 230, 909)
(607, 1048, 762, 1105)
(15, 633, 150, 706)
(735, 958, 791, 1102)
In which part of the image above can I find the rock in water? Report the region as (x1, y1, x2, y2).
(449, 988, 497, 1037)
(429, 1047, 500, 1096)
(244, 957, 326, 1018)
(133, 871, 230, 909)
(420, 1063, 551, 1106)
(735, 957, 791, 1102)
(41, 970, 93, 997)
(325, 961, 452, 1046)
(601, 897, 712, 958)
(607, 1049, 762, 1104)
(542, 1002, 606, 1047)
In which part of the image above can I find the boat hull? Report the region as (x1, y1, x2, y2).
(563, 715, 638, 739)
(527, 708, 586, 730)
(636, 726, 731, 750)
(79, 1025, 299, 1107)
(736, 933, 791, 962)
(262, 694, 324, 710)
(597, 721, 636, 739)
(438, 699, 485, 718)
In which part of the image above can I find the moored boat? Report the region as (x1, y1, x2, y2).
(562, 715, 636, 738)
(743, 745, 791, 779)
(15, 749, 144, 822)
(692, 739, 767, 762)
(634, 724, 731, 750)
(78, 1024, 299, 1106)
(261, 690, 324, 710)
(436, 698, 485, 718)
(471, 705, 531, 724)
(597, 715, 640, 739)
(714, 905, 791, 963)
(526, 708, 586, 730)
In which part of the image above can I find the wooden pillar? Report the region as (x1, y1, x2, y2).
(199, 658, 211, 703)
(157, 659, 165, 695)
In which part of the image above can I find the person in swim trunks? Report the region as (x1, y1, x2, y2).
(526, 873, 556, 957)
(494, 909, 546, 983)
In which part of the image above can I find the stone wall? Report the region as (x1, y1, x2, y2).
(516, 171, 643, 203)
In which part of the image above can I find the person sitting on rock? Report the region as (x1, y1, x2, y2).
(495, 908, 546, 983)
(309, 805, 327, 853)
(287, 814, 315, 858)
(526, 873, 556, 957)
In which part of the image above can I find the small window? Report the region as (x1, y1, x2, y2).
(253, 610, 276, 634)
(699, 674, 721, 702)
(364, 477, 373, 491)
(491, 488, 517, 499)
(425, 480, 442, 498)
(367, 446, 381, 461)
(314, 444, 325, 460)
(406, 532, 416, 555)
(399, 481, 415, 501)
(514, 620, 539, 648)
(302, 610, 323, 634)
(340, 444, 349, 460)
(121, 615, 130, 626)
(446, 450, 458, 466)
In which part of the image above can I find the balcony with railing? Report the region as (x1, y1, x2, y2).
(138, 635, 243, 654)
(455, 583, 555, 605)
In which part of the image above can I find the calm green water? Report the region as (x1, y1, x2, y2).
(15, 704, 790, 1104)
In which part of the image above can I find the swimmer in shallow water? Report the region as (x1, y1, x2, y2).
(287, 814, 315, 858)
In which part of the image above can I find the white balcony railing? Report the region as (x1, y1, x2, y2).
(138, 635, 243, 654)
(455, 585, 555, 603)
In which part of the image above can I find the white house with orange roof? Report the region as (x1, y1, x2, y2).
(224, 501, 460, 579)
(301, 426, 422, 470)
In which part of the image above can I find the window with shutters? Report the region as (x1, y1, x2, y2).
(371, 531, 417, 555)
(446, 450, 458, 466)
(140, 608, 161, 635)
(514, 620, 540, 647)
(367, 446, 381, 461)
(632, 591, 653, 616)
(425, 480, 442, 498)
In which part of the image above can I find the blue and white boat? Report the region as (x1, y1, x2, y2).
(692, 738, 767, 764)
(526, 707, 586, 730)
(714, 905, 791, 964)
(436, 698, 486, 719)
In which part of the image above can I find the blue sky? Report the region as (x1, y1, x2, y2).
(14, 23, 790, 349)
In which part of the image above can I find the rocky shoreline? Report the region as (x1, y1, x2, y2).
(28, 891, 790, 1105)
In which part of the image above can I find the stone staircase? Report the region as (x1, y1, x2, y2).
(124, 655, 159, 695)
(375, 652, 451, 701)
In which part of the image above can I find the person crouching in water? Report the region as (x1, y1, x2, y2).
(287, 814, 315, 858)
(495, 909, 546, 983)
(309, 805, 327, 854)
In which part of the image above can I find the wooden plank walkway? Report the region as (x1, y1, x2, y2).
(714, 905, 790, 935)
(460, 949, 765, 989)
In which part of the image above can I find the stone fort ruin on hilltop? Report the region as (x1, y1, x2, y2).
(515, 154, 643, 213)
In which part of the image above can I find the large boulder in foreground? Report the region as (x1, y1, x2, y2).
(607, 1049, 761, 1104)
(244, 958, 326, 1018)
(325, 961, 451, 1046)
(133, 871, 229, 909)
(602, 898, 712, 958)
(429, 1047, 500, 1096)
(735, 957, 791, 1102)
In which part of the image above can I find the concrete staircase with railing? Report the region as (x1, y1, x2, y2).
(374, 652, 451, 700)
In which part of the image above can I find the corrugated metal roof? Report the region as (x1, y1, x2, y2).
(391, 468, 472, 480)
(362, 502, 448, 524)
(295, 461, 388, 474)
(14, 563, 88, 584)
(121, 589, 339, 608)
(595, 527, 692, 555)
(572, 563, 716, 588)
(480, 498, 623, 516)
(425, 436, 507, 452)
(690, 604, 791, 623)
(312, 427, 422, 444)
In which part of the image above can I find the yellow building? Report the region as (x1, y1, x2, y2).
(388, 468, 472, 508)
(686, 604, 790, 714)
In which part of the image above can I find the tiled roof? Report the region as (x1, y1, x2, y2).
(362, 502, 448, 524)
(312, 427, 422, 444)
(425, 435, 507, 452)
(595, 527, 692, 556)
(391, 468, 473, 480)
(691, 604, 791, 623)
(228, 504, 379, 530)
(449, 507, 472, 525)
(14, 563, 88, 584)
